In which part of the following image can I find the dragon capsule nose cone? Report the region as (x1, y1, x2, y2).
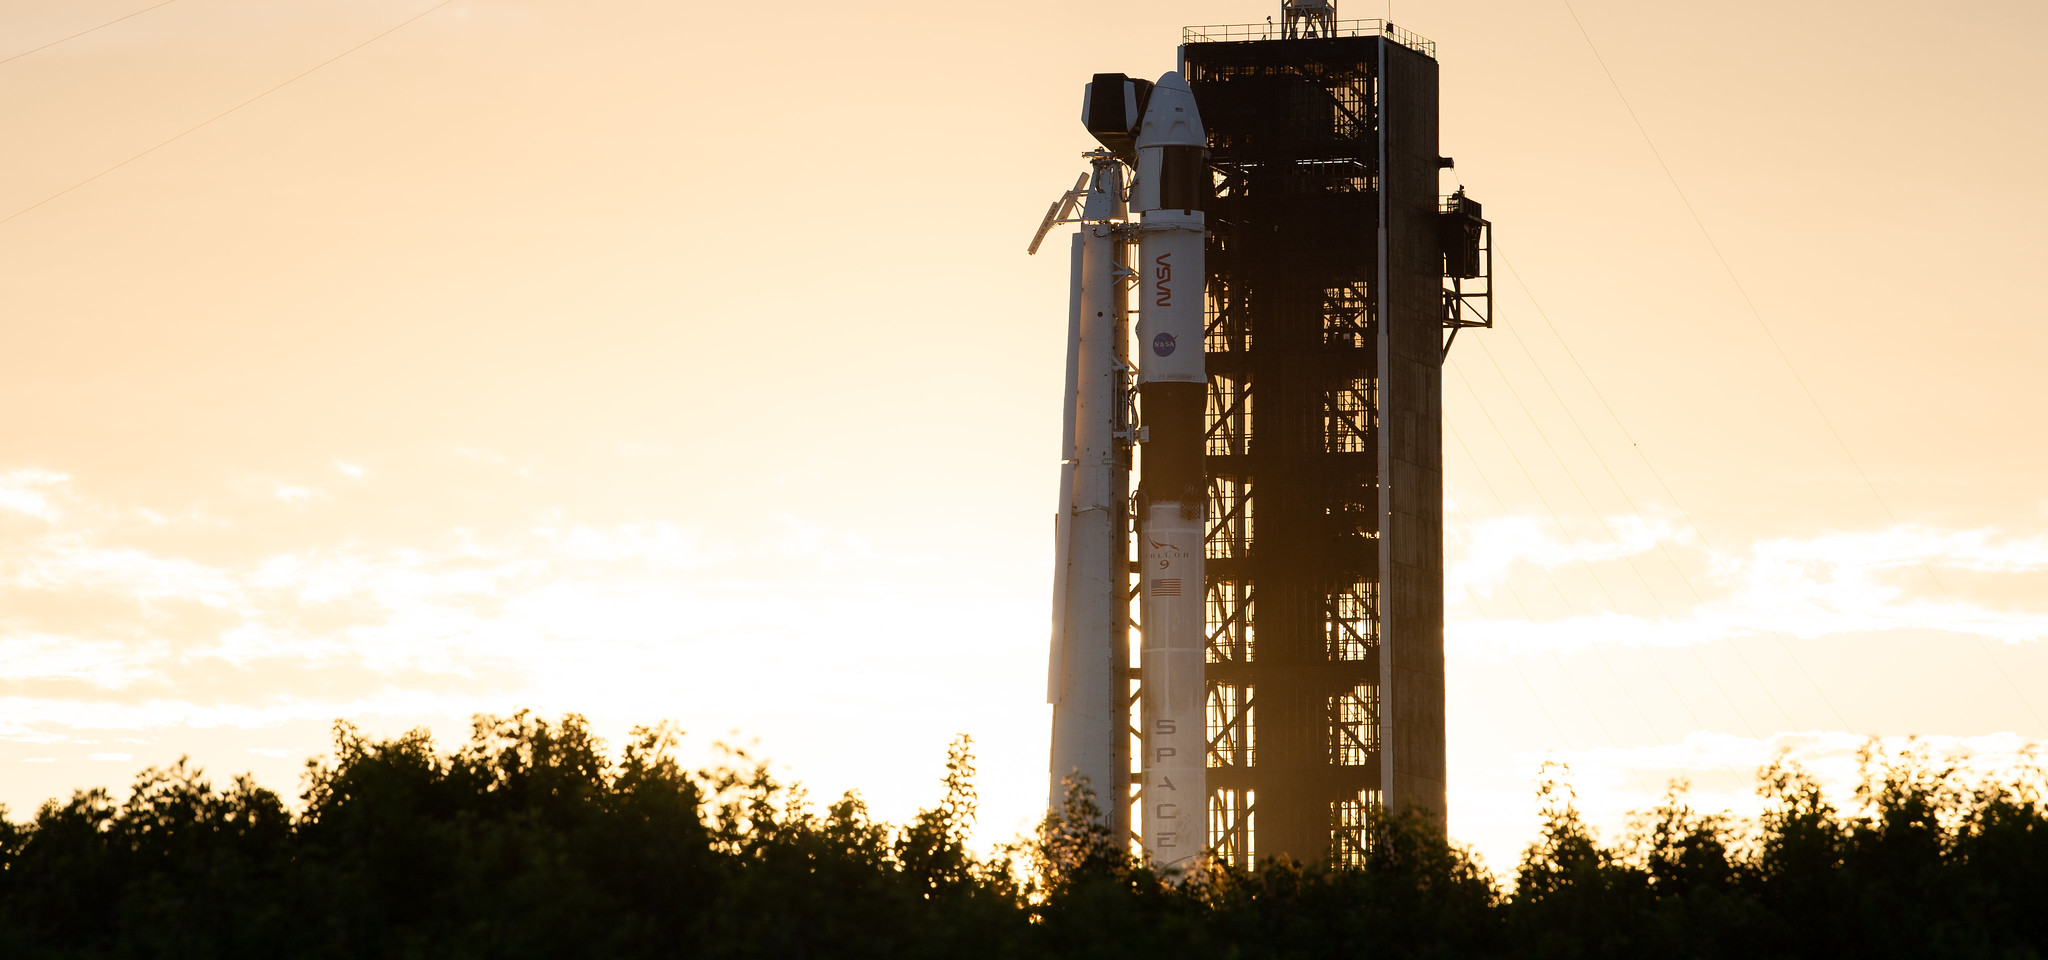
(1131, 71, 1209, 215)
(1135, 71, 1205, 149)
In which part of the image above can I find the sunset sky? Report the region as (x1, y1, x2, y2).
(2, 0, 2045, 871)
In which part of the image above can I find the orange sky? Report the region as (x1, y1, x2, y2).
(2, 0, 2045, 870)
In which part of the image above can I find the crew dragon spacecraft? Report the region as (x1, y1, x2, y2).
(1032, 70, 1210, 871)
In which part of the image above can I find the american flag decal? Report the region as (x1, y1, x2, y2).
(1151, 578, 1182, 597)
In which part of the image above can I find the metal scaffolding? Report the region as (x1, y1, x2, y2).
(1181, 20, 1487, 867)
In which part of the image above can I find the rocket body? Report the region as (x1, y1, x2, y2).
(1048, 156, 1130, 832)
(1138, 499, 1204, 864)
(1047, 69, 1209, 867)
(1133, 71, 1209, 872)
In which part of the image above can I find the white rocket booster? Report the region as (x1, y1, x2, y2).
(1041, 70, 1209, 865)
(1133, 71, 1208, 872)
(1045, 152, 1131, 831)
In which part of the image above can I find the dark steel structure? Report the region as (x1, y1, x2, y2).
(1180, 19, 1491, 867)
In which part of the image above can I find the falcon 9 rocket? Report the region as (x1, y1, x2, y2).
(1037, 69, 1209, 872)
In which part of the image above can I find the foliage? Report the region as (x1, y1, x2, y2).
(1, 719, 2045, 958)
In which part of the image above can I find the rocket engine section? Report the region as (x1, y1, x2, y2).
(1133, 72, 1209, 872)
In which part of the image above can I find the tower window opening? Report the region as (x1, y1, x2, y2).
(1329, 789, 1383, 867)
(1210, 787, 1256, 867)
(1206, 376, 1253, 457)
(1327, 581, 1379, 661)
(1206, 580, 1254, 662)
(1205, 476, 1252, 559)
(1206, 683, 1254, 767)
(1322, 284, 1371, 347)
(1324, 377, 1377, 454)
(1329, 682, 1380, 766)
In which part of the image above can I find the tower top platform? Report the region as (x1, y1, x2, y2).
(1181, 19, 1436, 57)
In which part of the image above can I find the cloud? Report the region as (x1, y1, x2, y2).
(1452, 512, 1686, 589)
(1449, 512, 2048, 655)
(1522, 729, 2043, 824)
(0, 464, 1054, 842)
(273, 485, 325, 504)
(0, 473, 980, 746)
(0, 470, 68, 522)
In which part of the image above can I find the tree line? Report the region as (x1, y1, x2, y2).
(1, 713, 2043, 958)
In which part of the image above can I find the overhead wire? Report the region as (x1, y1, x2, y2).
(1553, 0, 2045, 730)
(1443, 394, 1673, 744)
(0, 0, 457, 230)
(1460, 333, 1762, 735)
(0, 0, 180, 68)
(1446, 429, 1657, 797)
(1449, 551, 1572, 751)
(1497, 258, 1851, 732)
(1445, 498, 1572, 748)
(1462, 305, 1806, 736)
(1449, 506, 1618, 788)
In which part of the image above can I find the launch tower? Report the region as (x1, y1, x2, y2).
(1183, 18, 1491, 867)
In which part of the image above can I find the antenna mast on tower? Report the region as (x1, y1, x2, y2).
(1281, 0, 1336, 39)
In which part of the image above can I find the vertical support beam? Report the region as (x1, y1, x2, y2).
(1375, 39, 1447, 825)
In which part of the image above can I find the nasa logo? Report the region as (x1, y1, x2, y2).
(1153, 253, 1173, 307)
(1153, 332, 1177, 357)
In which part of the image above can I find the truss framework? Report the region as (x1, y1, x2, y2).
(1180, 24, 1468, 867)
(1184, 35, 1386, 869)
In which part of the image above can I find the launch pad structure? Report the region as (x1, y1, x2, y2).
(1042, 7, 1492, 870)
(1187, 16, 1491, 868)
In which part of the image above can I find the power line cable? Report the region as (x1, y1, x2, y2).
(1553, 0, 2045, 730)
(0, 0, 179, 68)
(0, 0, 456, 230)
(1499, 263, 1711, 558)
(1498, 258, 1851, 732)
(1552, 0, 1873, 491)
(1466, 314, 1805, 736)
(1448, 504, 1573, 750)
(1462, 333, 1762, 735)
(1482, 290, 1702, 596)
(1452, 567, 1573, 751)
(1447, 429, 1657, 797)
(1449, 502, 1636, 799)
(1443, 396, 1673, 744)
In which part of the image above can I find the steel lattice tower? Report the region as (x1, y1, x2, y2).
(1183, 20, 1490, 867)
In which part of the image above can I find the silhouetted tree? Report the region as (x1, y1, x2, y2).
(4, 718, 2047, 959)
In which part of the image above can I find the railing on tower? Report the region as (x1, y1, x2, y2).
(1181, 18, 1436, 57)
